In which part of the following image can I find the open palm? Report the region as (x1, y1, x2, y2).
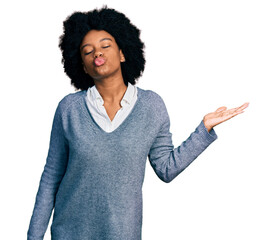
(203, 103, 249, 132)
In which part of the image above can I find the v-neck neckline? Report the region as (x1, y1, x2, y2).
(81, 87, 142, 135)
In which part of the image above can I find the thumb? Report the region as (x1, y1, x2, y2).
(215, 106, 227, 113)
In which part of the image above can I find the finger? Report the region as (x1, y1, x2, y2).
(226, 102, 249, 115)
(236, 102, 249, 111)
(225, 107, 239, 115)
(219, 111, 243, 123)
(240, 102, 249, 110)
(215, 106, 227, 113)
(231, 110, 245, 119)
(226, 107, 247, 119)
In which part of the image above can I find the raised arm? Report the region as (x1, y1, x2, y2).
(148, 97, 249, 183)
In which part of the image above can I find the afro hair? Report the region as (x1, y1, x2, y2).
(59, 6, 146, 91)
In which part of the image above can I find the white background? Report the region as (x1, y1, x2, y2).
(1, 0, 275, 239)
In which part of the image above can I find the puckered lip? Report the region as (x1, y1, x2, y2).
(94, 57, 106, 67)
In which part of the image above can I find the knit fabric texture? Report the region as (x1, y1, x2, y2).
(27, 87, 217, 240)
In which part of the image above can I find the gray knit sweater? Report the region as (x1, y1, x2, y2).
(27, 87, 217, 240)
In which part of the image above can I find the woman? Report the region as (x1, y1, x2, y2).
(27, 7, 248, 240)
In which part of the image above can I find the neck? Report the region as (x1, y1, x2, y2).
(94, 77, 127, 104)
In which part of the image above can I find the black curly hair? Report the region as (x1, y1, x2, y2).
(59, 6, 146, 91)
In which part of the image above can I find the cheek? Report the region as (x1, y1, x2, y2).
(109, 48, 122, 60)
(83, 63, 88, 73)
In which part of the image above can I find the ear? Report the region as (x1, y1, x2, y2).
(119, 49, 125, 62)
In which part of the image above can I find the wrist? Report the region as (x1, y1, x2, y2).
(203, 117, 213, 132)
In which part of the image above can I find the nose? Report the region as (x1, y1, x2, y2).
(94, 51, 103, 58)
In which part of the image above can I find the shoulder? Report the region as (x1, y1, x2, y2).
(137, 87, 166, 106)
(137, 87, 169, 118)
(56, 90, 87, 116)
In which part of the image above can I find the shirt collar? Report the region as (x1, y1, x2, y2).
(87, 82, 135, 106)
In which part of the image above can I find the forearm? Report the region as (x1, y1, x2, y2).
(149, 120, 217, 183)
(27, 102, 68, 239)
(27, 180, 58, 240)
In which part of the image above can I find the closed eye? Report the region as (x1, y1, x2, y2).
(102, 45, 110, 49)
(84, 50, 93, 56)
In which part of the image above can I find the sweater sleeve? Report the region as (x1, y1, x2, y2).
(27, 102, 69, 240)
(148, 98, 217, 183)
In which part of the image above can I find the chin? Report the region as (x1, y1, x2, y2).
(91, 67, 122, 80)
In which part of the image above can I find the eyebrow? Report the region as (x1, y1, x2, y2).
(100, 37, 113, 42)
(80, 38, 113, 51)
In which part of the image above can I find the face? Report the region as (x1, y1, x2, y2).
(80, 30, 125, 81)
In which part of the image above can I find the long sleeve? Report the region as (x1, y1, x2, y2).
(148, 101, 217, 183)
(27, 103, 69, 240)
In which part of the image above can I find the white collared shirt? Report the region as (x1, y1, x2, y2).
(85, 82, 138, 133)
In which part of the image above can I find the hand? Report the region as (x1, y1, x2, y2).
(203, 102, 249, 132)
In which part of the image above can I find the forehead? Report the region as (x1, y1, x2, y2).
(81, 30, 115, 44)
